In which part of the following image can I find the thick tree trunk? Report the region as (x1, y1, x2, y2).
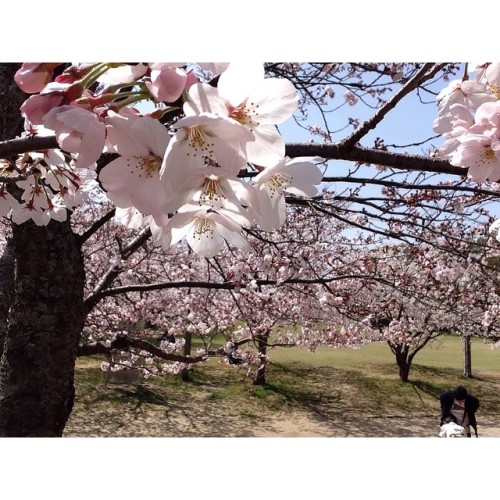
(398, 360, 411, 383)
(0, 64, 27, 142)
(463, 335, 473, 379)
(0, 63, 23, 359)
(0, 238, 14, 357)
(253, 336, 268, 386)
(0, 219, 84, 436)
(392, 344, 411, 383)
(0, 62, 86, 436)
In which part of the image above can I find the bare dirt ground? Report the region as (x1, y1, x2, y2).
(64, 382, 500, 438)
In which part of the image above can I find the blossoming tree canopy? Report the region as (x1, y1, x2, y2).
(2, 62, 324, 258)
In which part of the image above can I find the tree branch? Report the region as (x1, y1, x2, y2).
(83, 226, 152, 315)
(85, 274, 400, 303)
(337, 63, 440, 150)
(77, 208, 116, 247)
(77, 335, 223, 364)
(0, 135, 465, 178)
(0, 135, 59, 159)
(285, 143, 465, 176)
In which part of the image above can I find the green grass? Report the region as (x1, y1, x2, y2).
(267, 334, 500, 373)
(72, 334, 500, 433)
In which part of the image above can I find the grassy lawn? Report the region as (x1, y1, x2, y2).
(72, 334, 500, 433)
(268, 335, 500, 372)
(259, 335, 500, 416)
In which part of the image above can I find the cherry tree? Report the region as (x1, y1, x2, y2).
(1, 61, 500, 437)
(75, 191, 500, 386)
(350, 242, 499, 382)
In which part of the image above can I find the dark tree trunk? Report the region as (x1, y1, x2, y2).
(463, 335, 473, 379)
(0, 63, 24, 359)
(0, 64, 27, 142)
(253, 336, 268, 386)
(397, 359, 411, 383)
(0, 219, 84, 436)
(0, 63, 86, 436)
(392, 343, 412, 383)
(0, 238, 14, 357)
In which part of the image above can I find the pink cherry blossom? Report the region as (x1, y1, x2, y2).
(160, 112, 254, 180)
(474, 100, 500, 129)
(20, 81, 85, 126)
(449, 132, 500, 181)
(0, 185, 21, 216)
(97, 64, 148, 85)
(42, 105, 106, 168)
(14, 63, 61, 93)
(485, 63, 500, 98)
(436, 79, 495, 114)
(432, 103, 473, 138)
(145, 63, 187, 103)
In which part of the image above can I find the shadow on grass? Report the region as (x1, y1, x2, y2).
(114, 386, 169, 407)
(70, 358, 500, 437)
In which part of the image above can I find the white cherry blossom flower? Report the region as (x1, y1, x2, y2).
(184, 63, 299, 166)
(160, 112, 254, 181)
(97, 64, 148, 85)
(145, 63, 187, 103)
(0, 185, 20, 217)
(161, 204, 251, 258)
(254, 156, 323, 231)
(99, 112, 173, 219)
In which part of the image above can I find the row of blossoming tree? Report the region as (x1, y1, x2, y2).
(1, 62, 500, 436)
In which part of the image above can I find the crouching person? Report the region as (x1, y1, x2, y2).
(439, 385, 480, 437)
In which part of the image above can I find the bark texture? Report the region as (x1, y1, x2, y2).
(0, 219, 84, 436)
(0, 63, 86, 436)
(253, 336, 268, 386)
(0, 64, 27, 143)
(0, 238, 14, 357)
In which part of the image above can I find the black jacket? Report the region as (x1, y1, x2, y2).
(440, 391, 480, 437)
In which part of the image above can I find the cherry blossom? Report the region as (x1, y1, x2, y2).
(449, 132, 500, 181)
(160, 112, 254, 178)
(42, 105, 106, 168)
(183, 63, 299, 166)
(436, 79, 494, 115)
(434, 63, 500, 182)
(0, 185, 20, 216)
(253, 156, 324, 231)
(99, 111, 172, 219)
(97, 64, 148, 85)
(145, 63, 187, 103)
(162, 204, 251, 257)
(14, 63, 61, 94)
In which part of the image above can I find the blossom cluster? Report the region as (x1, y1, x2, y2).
(4, 62, 324, 258)
(433, 63, 500, 182)
(432, 63, 500, 244)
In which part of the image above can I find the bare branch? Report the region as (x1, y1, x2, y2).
(83, 226, 152, 314)
(77, 209, 116, 246)
(337, 63, 442, 150)
(285, 143, 465, 176)
(0, 135, 59, 159)
(86, 274, 399, 303)
(77, 335, 225, 364)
